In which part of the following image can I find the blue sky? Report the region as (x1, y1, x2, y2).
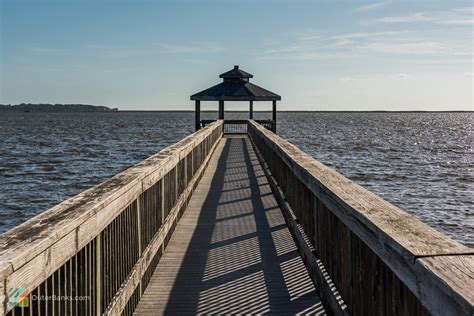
(1, 0, 473, 110)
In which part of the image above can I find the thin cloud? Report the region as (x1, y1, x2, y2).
(436, 7, 474, 25)
(332, 31, 401, 40)
(376, 6, 474, 25)
(390, 73, 413, 80)
(259, 23, 469, 61)
(354, 1, 391, 13)
(300, 35, 321, 41)
(156, 42, 224, 54)
(363, 41, 442, 54)
(181, 58, 212, 64)
(454, 52, 473, 56)
(262, 51, 351, 61)
(331, 31, 401, 47)
(83, 44, 154, 59)
(376, 12, 433, 23)
(259, 37, 354, 61)
(30, 47, 63, 54)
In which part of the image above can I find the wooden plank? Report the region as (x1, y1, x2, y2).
(0, 167, 144, 272)
(134, 137, 325, 315)
(249, 121, 470, 256)
(251, 137, 348, 316)
(3, 180, 143, 312)
(247, 120, 474, 315)
(0, 121, 224, 314)
(0, 120, 222, 276)
(0, 279, 5, 315)
(103, 127, 222, 316)
(416, 255, 474, 315)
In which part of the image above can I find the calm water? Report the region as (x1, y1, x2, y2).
(0, 112, 472, 246)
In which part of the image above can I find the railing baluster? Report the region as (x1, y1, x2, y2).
(2, 121, 224, 316)
(95, 234, 101, 316)
(136, 198, 142, 294)
(247, 120, 472, 315)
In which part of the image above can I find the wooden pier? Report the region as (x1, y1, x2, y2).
(135, 136, 324, 314)
(0, 66, 472, 315)
(0, 119, 472, 316)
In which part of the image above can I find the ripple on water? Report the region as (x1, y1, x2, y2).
(0, 111, 472, 247)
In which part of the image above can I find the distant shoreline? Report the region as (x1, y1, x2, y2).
(3, 110, 472, 113)
(1, 105, 471, 113)
(0, 103, 118, 112)
(114, 110, 473, 113)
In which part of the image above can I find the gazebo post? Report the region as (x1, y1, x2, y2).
(249, 101, 253, 119)
(272, 100, 277, 132)
(195, 100, 201, 131)
(219, 100, 224, 119)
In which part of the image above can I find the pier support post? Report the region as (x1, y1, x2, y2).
(249, 101, 253, 119)
(195, 100, 201, 131)
(219, 100, 224, 120)
(272, 100, 277, 133)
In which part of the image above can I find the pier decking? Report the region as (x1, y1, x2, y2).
(134, 136, 324, 315)
(0, 119, 472, 316)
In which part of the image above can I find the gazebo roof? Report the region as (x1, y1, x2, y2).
(190, 66, 281, 101)
(219, 65, 253, 79)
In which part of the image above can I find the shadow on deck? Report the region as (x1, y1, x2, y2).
(134, 136, 325, 315)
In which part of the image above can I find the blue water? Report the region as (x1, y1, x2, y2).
(0, 111, 472, 246)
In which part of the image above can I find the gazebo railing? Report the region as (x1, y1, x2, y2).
(201, 119, 275, 134)
(202, 120, 248, 134)
(224, 120, 248, 134)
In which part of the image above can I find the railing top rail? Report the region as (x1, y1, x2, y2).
(201, 119, 273, 123)
(248, 120, 470, 256)
(248, 120, 473, 314)
(0, 120, 224, 282)
(201, 119, 274, 133)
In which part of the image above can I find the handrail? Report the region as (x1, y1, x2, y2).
(2, 118, 471, 315)
(0, 120, 224, 315)
(201, 119, 275, 133)
(247, 120, 473, 315)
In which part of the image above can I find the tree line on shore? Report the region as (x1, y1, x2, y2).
(0, 103, 118, 112)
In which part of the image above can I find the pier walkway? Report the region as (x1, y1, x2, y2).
(1, 120, 472, 316)
(134, 136, 324, 315)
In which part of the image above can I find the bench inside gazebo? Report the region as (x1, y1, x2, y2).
(191, 65, 281, 133)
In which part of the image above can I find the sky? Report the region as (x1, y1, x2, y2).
(0, 0, 473, 111)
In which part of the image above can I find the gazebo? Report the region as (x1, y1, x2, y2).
(191, 65, 281, 133)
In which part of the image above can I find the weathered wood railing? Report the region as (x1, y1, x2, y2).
(202, 119, 245, 134)
(224, 120, 249, 134)
(248, 120, 473, 316)
(201, 119, 275, 133)
(2, 118, 471, 316)
(0, 121, 223, 316)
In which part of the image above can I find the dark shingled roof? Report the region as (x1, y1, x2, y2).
(191, 81, 281, 101)
(219, 65, 253, 79)
(191, 66, 281, 101)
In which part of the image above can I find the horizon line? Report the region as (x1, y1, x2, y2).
(115, 110, 474, 113)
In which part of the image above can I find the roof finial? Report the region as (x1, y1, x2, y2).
(234, 65, 239, 69)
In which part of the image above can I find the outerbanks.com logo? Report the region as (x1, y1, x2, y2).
(8, 288, 90, 308)
(8, 288, 30, 308)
